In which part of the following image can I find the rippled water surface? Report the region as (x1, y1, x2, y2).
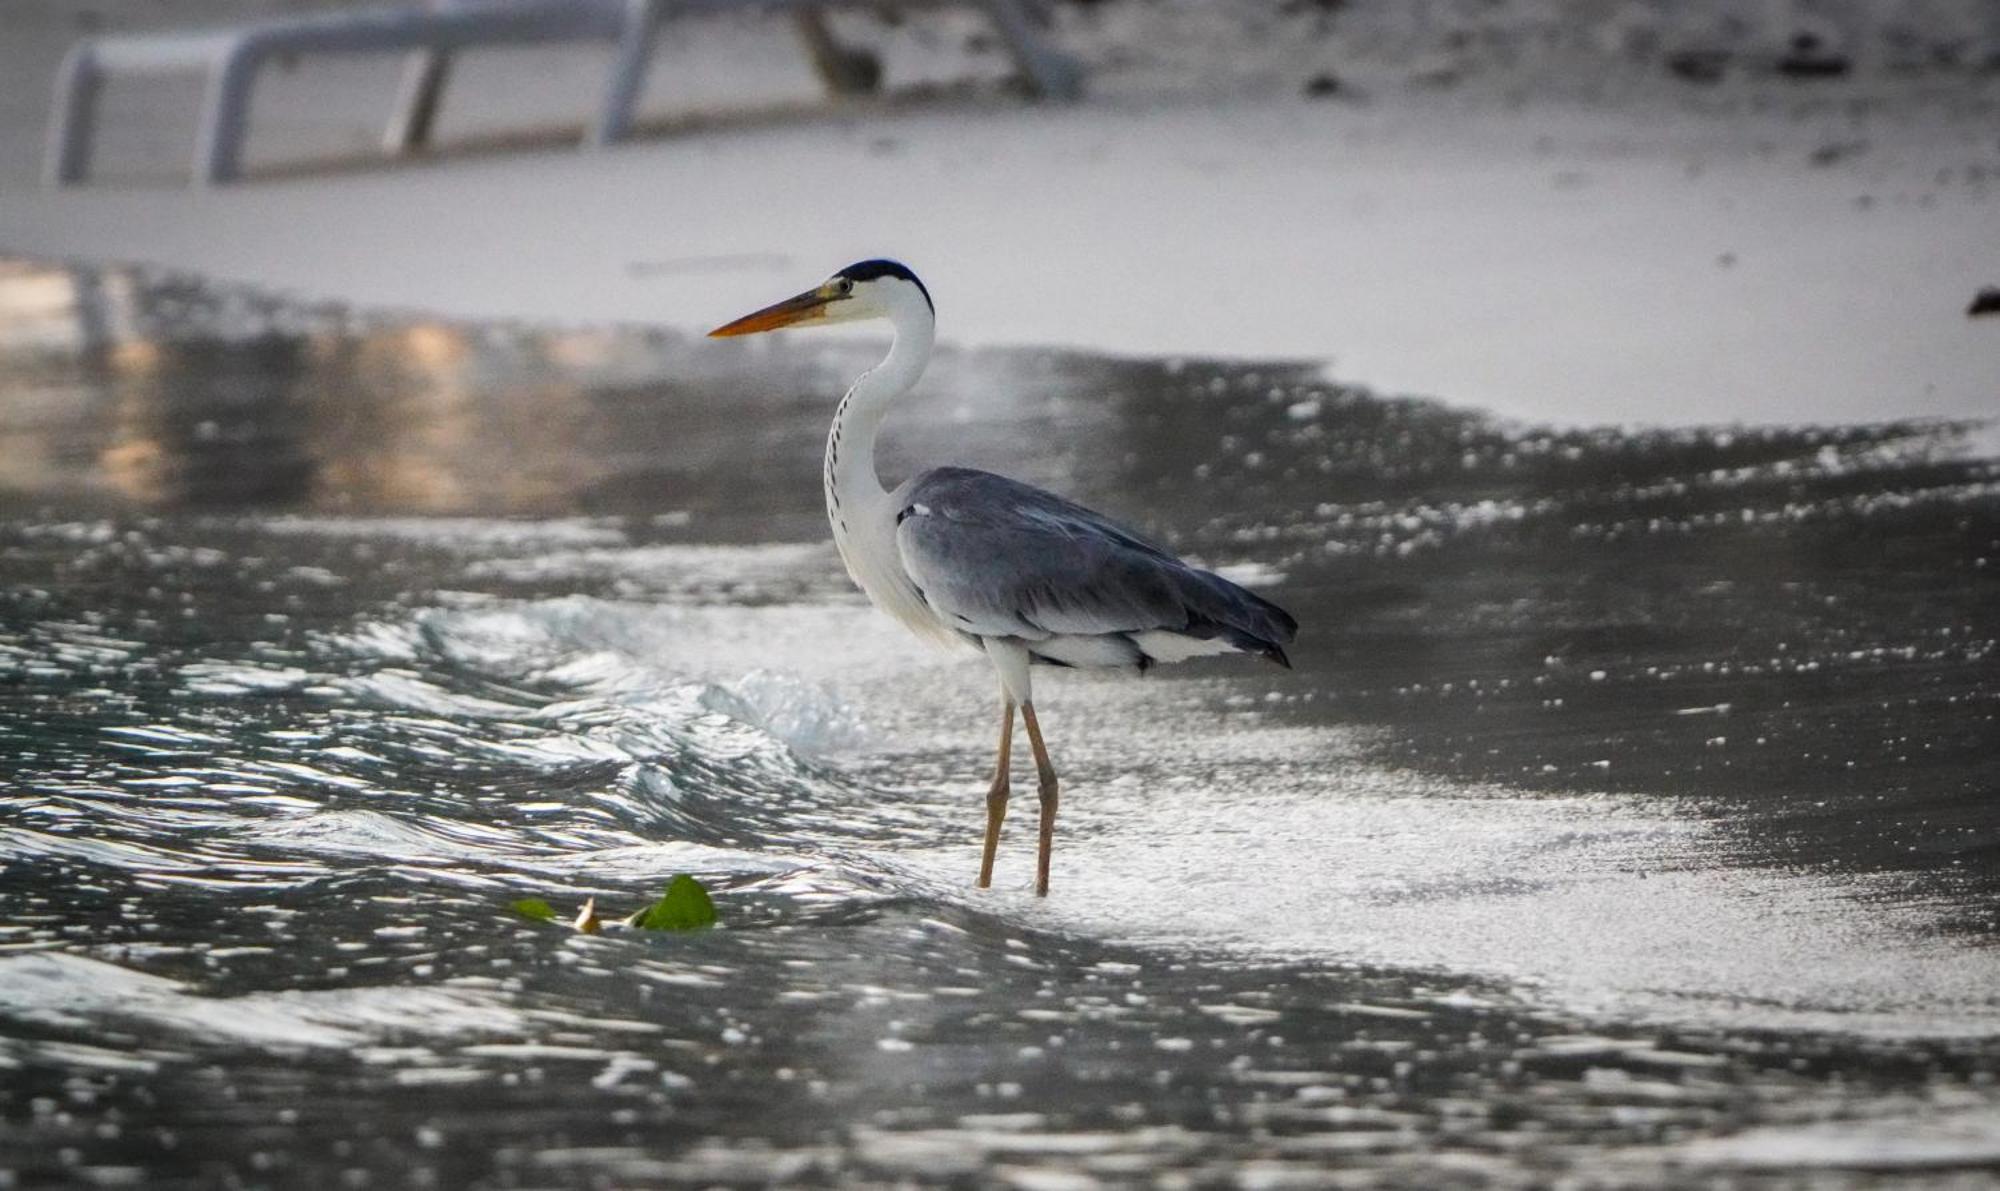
(2, 260, 1998, 1187)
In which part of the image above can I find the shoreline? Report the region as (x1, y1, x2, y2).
(2, 5, 1995, 430)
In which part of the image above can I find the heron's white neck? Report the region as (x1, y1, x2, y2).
(824, 297, 934, 530)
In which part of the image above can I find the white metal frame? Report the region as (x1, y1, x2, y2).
(46, 0, 1082, 186)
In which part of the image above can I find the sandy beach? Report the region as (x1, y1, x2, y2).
(2, 1, 1995, 429)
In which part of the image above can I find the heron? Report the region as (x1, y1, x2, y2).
(710, 260, 1297, 896)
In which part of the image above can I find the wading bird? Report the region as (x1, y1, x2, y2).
(711, 261, 1297, 896)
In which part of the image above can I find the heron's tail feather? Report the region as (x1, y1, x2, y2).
(1180, 569, 1299, 668)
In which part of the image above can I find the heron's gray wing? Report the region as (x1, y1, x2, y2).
(892, 467, 1296, 660)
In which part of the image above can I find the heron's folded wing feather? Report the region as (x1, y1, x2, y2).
(892, 468, 1296, 650)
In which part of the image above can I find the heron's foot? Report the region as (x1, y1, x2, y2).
(1034, 777, 1059, 897)
(978, 778, 1009, 889)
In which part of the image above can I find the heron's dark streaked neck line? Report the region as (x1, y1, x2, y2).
(820, 291, 942, 649)
(824, 299, 935, 510)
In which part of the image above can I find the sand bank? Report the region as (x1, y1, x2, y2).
(1, 2, 1994, 428)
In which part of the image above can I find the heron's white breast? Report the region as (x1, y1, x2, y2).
(828, 492, 962, 650)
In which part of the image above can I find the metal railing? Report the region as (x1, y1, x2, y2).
(46, 0, 1082, 186)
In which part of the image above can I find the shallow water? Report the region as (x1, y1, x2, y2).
(1, 259, 1998, 1188)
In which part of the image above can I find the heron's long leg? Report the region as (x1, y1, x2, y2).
(978, 700, 1014, 888)
(1020, 702, 1059, 897)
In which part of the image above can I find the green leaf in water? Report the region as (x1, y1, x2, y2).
(630, 875, 718, 931)
(510, 898, 560, 922)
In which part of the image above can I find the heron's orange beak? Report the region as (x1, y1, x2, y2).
(708, 287, 834, 337)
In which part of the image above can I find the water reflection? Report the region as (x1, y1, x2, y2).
(2, 257, 1998, 1189)
(0, 259, 1096, 526)
(0, 263, 586, 511)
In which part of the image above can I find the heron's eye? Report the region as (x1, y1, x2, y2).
(835, 279, 855, 297)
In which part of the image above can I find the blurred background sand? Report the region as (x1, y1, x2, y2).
(2, 0, 1995, 429)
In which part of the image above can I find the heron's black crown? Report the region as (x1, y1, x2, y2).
(837, 259, 932, 312)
